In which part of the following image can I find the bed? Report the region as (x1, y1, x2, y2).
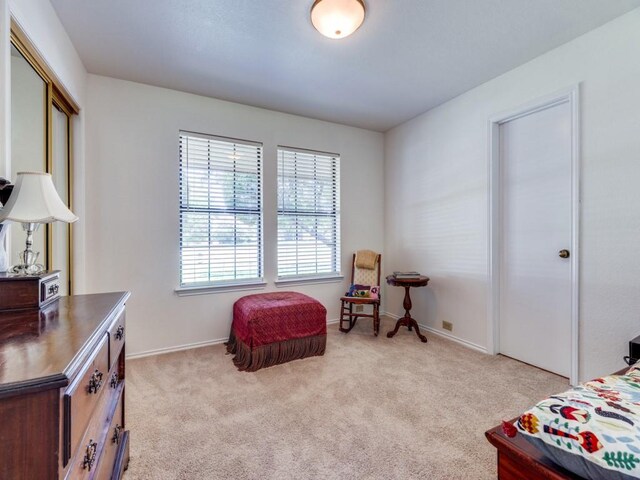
(486, 366, 640, 479)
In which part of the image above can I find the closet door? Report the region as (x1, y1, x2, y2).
(10, 23, 79, 291)
(51, 104, 71, 295)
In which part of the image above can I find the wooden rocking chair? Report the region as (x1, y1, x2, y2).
(339, 252, 382, 336)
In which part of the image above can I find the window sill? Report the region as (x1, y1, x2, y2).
(274, 275, 344, 287)
(175, 280, 267, 296)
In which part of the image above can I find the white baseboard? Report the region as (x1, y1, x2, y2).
(126, 338, 228, 360)
(382, 312, 487, 354)
(126, 317, 341, 360)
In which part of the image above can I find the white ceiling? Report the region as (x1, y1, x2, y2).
(51, 0, 640, 131)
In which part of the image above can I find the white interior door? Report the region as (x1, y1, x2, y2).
(498, 100, 572, 377)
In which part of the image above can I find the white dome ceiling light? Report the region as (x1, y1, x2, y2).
(311, 0, 366, 40)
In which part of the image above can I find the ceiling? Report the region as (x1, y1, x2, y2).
(50, 0, 640, 132)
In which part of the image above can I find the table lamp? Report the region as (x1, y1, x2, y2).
(0, 172, 78, 275)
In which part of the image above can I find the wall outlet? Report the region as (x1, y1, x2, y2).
(442, 321, 453, 332)
(355, 305, 364, 313)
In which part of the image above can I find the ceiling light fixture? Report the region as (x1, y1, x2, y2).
(311, 0, 366, 40)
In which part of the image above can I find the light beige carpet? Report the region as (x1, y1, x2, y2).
(125, 317, 568, 479)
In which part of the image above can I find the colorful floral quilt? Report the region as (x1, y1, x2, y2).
(515, 366, 640, 479)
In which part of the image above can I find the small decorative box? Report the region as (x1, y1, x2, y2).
(0, 270, 61, 311)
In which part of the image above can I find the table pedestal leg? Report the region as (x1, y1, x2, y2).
(387, 285, 428, 343)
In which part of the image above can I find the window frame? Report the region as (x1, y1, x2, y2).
(177, 131, 264, 292)
(276, 145, 341, 283)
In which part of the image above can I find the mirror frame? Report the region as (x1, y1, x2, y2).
(10, 19, 79, 293)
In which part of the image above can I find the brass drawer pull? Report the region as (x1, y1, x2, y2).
(82, 439, 97, 471)
(87, 370, 103, 394)
(112, 424, 123, 445)
(109, 371, 119, 389)
(114, 325, 124, 341)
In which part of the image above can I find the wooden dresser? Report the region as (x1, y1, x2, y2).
(0, 292, 131, 479)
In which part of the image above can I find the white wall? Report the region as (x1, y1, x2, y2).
(85, 75, 384, 357)
(0, 0, 88, 287)
(9, 0, 85, 105)
(384, 9, 640, 381)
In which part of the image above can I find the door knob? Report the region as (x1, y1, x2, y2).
(559, 249, 570, 258)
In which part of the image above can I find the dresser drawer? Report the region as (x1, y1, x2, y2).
(94, 389, 126, 480)
(66, 433, 101, 480)
(111, 430, 130, 480)
(64, 334, 109, 465)
(107, 309, 126, 368)
(65, 382, 124, 480)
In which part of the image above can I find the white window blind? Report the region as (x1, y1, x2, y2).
(179, 131, 263, 287)
(277, 147, 340, 279)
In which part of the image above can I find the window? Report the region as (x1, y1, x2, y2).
(277, 147, 340, 279)
(179, 132, 263, 287)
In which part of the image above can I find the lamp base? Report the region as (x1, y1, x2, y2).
(12, 223, 44, 275)
(10, 263, 45, 276)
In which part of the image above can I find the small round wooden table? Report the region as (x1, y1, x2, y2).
(385, 275, 430, 343)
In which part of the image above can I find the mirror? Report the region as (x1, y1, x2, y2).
(10, 43, 47, 271)
(9, 22, 78, 293)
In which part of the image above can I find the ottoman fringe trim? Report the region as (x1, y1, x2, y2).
(225, 330, 326, 372)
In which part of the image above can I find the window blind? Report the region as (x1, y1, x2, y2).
(277, 147, 340, 279)
(179, 131, 263, 286)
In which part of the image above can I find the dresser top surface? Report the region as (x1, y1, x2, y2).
(0, 292, 130, 395)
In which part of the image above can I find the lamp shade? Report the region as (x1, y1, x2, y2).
(311, 0, 365, 39)
(0, 172, 78, 224)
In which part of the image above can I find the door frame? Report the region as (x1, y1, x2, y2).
(487, 85, 580, 385)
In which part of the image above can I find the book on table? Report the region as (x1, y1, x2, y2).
(393, 271, 421, 279)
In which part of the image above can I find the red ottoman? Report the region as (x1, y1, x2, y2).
(226, 291, 327, 372)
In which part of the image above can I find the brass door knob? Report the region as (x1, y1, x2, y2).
(559, 249, 570, 258)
